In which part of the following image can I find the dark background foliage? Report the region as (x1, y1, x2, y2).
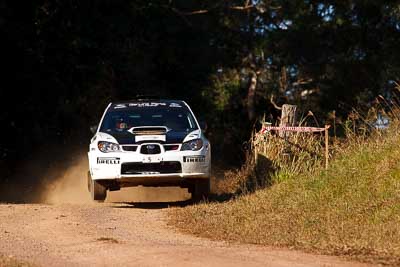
(1, 0, 400, 180)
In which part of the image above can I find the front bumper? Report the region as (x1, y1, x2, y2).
(88, 148, 210, 183)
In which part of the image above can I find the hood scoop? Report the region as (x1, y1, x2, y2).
(129, 126, 168, 136)
(128, 126, 168, 143)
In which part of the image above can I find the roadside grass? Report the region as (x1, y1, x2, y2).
(171, 111, 400, 266)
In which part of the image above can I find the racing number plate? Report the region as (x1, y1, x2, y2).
(142, 156, 162, 163)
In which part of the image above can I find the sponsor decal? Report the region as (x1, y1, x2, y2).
(128, 102, 167, 107)
(169, 103, 182, 108)
(183, 156, 206, 163)
(114, 103, 169, 109)
(114, 104, 127, 109)
(135, 135, 166, 142)
(97, 157, 120, 164)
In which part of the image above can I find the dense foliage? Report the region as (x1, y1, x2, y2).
(1, 1, 400, 170)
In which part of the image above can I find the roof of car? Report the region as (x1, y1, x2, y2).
(112, 98, 184, 104)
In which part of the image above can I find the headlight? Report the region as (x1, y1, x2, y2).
(98, 141, 121, 153)
(181, 139, 203, 151)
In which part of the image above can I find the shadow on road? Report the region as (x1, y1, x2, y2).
(111, 200, 193, 209)
(110, 192, 238, 209)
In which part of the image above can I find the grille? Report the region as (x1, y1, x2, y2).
(164, 144, 180, 151)
(122, 146, 138, 152)
(121, 162, 182, 174)
(140, 144, 161, 154)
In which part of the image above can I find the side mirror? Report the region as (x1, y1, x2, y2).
(90, 125, 98, 134)
(199, 121, 208, 132)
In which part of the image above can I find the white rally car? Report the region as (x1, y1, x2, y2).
(87, 99, 211, 202)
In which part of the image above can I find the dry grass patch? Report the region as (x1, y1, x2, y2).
(171, 116, 400, 266)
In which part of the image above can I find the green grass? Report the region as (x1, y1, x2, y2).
(171, 126, 400, 265)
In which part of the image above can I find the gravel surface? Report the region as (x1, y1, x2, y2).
(0, 203, 374, 267)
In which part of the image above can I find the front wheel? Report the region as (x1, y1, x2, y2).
(191, 179, 210, 202)
(89, 175, 107, 202)
(87, 171, 91, 192)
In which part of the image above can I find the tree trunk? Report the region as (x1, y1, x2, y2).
(279, 104, 297, 137)
(247, 71, 257, 121)
(279, 66, 287, 93)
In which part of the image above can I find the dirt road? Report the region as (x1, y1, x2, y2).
(0, 156, 374, 266)
(0, 202, 373, 267)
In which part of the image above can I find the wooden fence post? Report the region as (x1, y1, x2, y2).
(279, 104, 297, 138)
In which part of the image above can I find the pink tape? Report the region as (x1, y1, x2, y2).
(260, 126, 326, 134)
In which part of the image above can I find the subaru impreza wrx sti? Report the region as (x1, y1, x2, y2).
(87, 99, 211, 201)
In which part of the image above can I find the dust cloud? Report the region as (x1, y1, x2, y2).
(41, 154, 190, 204)
(40, 155, 92, 204)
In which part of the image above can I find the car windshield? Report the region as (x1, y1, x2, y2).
(100, 106, 198, 133)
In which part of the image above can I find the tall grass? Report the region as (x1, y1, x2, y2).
(216, 95, 400, 195)
(213, 112, 328, 195)
(253, 125, 325, 183)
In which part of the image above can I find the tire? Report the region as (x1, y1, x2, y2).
(191, 179, 210, 202)
(87, 171, 91, 192)
(90, 177, 107, 202)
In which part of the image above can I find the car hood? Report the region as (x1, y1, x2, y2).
(98, 130, 200, 144)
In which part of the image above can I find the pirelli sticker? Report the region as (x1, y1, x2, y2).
(97, 157, 120, 164)
(183, 156, 205, 163)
